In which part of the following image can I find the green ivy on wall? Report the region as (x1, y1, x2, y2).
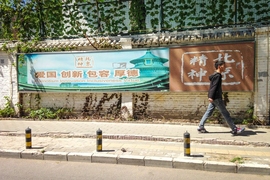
(145, 0, 159, 31)
(99, 1, 128, 34)
(0, 0, 269, 41)
(129, 0, 146, 33)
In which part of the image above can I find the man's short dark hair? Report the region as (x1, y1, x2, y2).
(214, 60, 225, 69)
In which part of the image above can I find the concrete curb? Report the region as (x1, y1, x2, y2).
(21, 150, 44, 160)
(0, 149, 22, 159)
(173, 158, 204, 170)
(144, 156, 173, 168)
(0, 149, 269, 176)
(204, 161, 236, 173)
(92, 153, 117, 164)
(68, 152, 93, 162)
(237, 163, 270, 175)
(43, 151, 68, 161)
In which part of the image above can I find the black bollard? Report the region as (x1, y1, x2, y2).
(184, 131, 190, 156)
(96, 128, 102, 152)
(25, 127, 32, 149)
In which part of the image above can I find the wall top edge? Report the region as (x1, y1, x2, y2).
(0, 26, 259, 51)
(255, 26, 270, 33)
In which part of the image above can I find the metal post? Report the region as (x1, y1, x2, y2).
(184, 131, 190, 156)
(96, 128, 102, 152)
(25, 127, 32, 149)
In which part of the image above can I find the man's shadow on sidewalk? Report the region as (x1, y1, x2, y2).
(207, 130, 266, 136)
(235, 130, 266, 136)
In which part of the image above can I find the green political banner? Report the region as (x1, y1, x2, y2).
(18, 48, 169, 92)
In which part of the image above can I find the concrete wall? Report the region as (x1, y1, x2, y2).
(254, 27, 270, 122)
(0, 27, 269, 123)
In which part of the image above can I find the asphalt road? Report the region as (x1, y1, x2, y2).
(0, 158, 268, 180)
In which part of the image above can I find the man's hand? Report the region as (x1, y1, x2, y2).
(208, 98, 213, 103)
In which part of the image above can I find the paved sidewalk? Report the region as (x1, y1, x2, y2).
(0, 120, 270, 175)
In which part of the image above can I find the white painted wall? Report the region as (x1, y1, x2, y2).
(0, 53, 18, 110)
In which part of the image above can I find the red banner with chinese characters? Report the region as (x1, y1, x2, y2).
(169, 42, 254, 91)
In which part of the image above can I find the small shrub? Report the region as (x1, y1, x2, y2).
(0, 96, 16, 117)
(230, 156, 244, 164)
(26, 107, 56, 120)
(25, 107, 74, 120)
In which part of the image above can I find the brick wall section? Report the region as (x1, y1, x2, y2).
(21, 92, 122, 118)
(20, 91, 253, 121)
(139, 92, 253, 120)
(255, 27, 270, 123)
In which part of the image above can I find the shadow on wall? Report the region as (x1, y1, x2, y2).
(0, 66, 3, 77)
(0, 58, 7, 77)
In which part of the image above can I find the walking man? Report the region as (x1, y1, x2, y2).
(197, 60, 245, 134)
